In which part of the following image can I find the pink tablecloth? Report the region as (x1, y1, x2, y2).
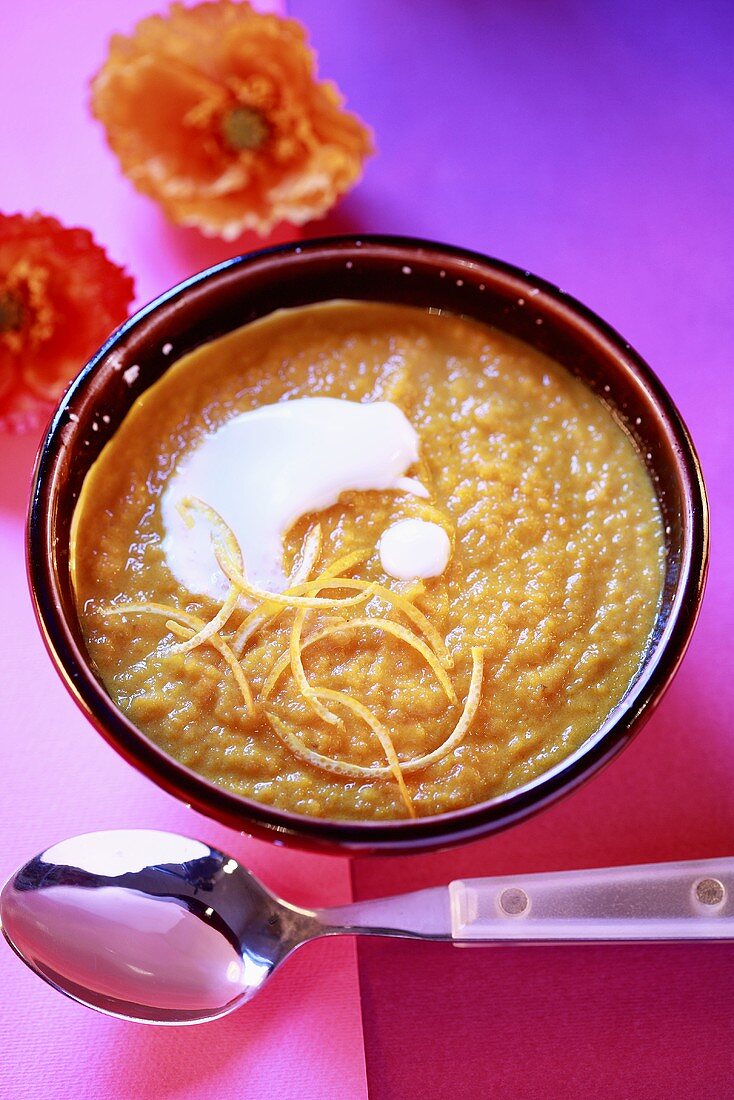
(3, 1, 734, 1097)
(0, 2, 366, 1098)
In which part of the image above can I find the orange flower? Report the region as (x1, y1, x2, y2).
(91, 1, 373, 240)
(0, 214, 134, 433)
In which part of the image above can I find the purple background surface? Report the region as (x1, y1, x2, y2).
(291, 0, 734, 1095)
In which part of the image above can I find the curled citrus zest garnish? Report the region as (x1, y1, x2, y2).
(182, 498, 376, 611)
(231, 546, 372, 656)
(101, 601, 255, 715)
(167, 495, 244, 654)
(267, 648, 483, 783)
(318, 547, 373, 578)
(102, 600, 206, 630)
(165, 620, 255, 715)
(309, 577, 452, 668)
(398, 647, 483, 773)
(166, 586, 240, 655)
(179, 495, 244, 570)
(262, 617, 456, 704)
(290, 607, 342, 726)
(400, 579, 426, 602)
(232, 606, 275, 656)
(265, 698, 415, 818)
(288, 522, 322, 587)
(317, 689, 415, 817)
(327, 617, 456, 703)
(215, 540, 378, 609)
(273, 574, 452, 667)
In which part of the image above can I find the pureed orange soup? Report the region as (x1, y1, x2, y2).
(71, 301, 664, 821)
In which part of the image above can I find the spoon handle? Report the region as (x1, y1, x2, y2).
(449, 857, 734, 942)
(323, 858, 734, 943)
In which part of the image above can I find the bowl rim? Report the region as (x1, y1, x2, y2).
(27, 234, 709, 854)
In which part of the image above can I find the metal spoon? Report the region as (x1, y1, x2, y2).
(2, 830, 732, 1025)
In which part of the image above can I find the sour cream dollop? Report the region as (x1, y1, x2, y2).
(379, 518, 451, 581)
(161, 398, 428, 599)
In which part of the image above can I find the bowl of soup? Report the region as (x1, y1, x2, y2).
(28, 236, 708, 854)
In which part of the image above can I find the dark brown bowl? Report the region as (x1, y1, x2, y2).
(28, 236, 709, 855)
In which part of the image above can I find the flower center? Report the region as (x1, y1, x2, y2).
(0, 263, 55, 353)
(220, 106, 269, 152)
(0, 291, 25, 336)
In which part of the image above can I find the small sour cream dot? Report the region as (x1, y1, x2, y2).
(379, 519, 451, 580)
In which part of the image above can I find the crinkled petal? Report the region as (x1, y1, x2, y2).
(91, 0, 373, 238)
(0, 213, 134, 434)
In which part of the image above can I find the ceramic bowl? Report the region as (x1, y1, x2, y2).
(27, 236, 709, 854)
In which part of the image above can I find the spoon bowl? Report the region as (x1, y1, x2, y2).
(0, 830, 319, 1024)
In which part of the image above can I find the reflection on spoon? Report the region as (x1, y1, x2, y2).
(5, 883, 253, 1015)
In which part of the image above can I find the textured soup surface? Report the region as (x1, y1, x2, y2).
(72, 301, 664, 820)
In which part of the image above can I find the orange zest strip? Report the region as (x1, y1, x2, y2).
(289, 607, 343, 727)
(399, 579, 426, 604)
(165, 620, 255, 715)
(179, 495, 244, 570)
(231, 547, 371, 656)
(294, 576, 453, 668)
(261, 623, 325, 699)
(265, 701, 416, 818)
(232, 608, 276, 656)
(316, 689, 415, 817)
(288, 523, 322, 587)
(101, 601, 255, 716)
(398, 647, 483, 773)
(102, 600, 208, 631)
(266, 647, 483, 780)
(262, 617, 456, 704)
(166, 586, 240, 655)
(317, 547, 374, 578)
(214, 541, 378, 609)
(324, 617, 456, 703)
(167, 496, 245, 654)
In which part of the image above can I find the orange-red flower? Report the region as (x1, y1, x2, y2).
(91, 1, 373, 240)
(0, 214, 134, 433)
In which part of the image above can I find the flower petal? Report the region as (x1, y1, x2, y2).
(0, 213, 134, 434)
(91, 0, 373, 238)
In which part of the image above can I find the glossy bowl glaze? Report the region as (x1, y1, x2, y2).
(28, 236, 709, 854)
